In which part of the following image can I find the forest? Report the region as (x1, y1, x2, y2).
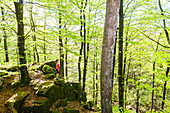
(0, 0, 169, 113)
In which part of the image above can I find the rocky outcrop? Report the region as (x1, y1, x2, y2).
(24, 98, 52, 113)
(5, 92, 29, 113)
(63, 108, 80, 113)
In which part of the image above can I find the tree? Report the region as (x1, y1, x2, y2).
(58, 1, 64, 78)
(1, 6, 9, 62)
(14, 0, 31, 85)
(118, 0, 124, 111)
(100, 0, 120, 112)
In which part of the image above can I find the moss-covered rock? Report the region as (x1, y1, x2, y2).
(24, 98, 52, 113)
(45, 73, 55, 79)
(36, 81, 64, 102)
(78, 91, 87, 102)
(42, 65, 54, 74)
(64, 83, 77, 101)
(0, 71, 8, 77)
(54, 78, 65, 85)
(63, 108, 80, 113)
(7, 66, 19, 72)
(39, 61, 56, 71)
(5, 92, 29, 113)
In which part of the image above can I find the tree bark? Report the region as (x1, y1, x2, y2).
(1, 7, 9, 62)
(78, 1, 83, 82)
(65, 37, 68, 77)
(14, 0, 31, 86)
(30, 3, 39, 63)
(118, 0, 124, 111)
(44, 12, 47, 61)
(101, 0, 120, 112)
(59, 2, 64, 78)
(82, 0, 88, 91)
(162, 67, 169, 110)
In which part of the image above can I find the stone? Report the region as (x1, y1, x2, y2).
(39, 60, 56, 71)
(45, 73, 55, 79)
(63, 83, 77, 101)
(24, 98, 52, 113)
(54, 78, 65, 85)
(42, 65, 54, 74)
(36, 81, 64, 102)
(5, 92, 29, 113)
(63, 108, 80, 113)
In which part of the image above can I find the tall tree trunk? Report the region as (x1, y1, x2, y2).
(65, 37, 68, 77)
(118, 0, 124, 111)
(44, 12, 47, 61)
(161, 67, 169, 110)
(78, 1, 83, 82)
(101, 0, 120, 112)
(30, 4, 39, 63)
(151, 37, 160, 111)
(1, 7, 9, 62)
(112, 36, 117, 88)
(14, 0, 31, 86)
(125, 57, 131, 109)
(82, 0, 88, 91)
(59, 2, 64, 78)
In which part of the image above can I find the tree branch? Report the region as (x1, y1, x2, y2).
(4, 4, 16, 14)
(158, 0, 170, 45)
(136, 29, 170, 48)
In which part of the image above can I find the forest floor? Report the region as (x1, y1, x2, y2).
(0, 69, 98, 113)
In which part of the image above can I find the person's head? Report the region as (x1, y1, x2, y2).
(56, 59, 59, 63)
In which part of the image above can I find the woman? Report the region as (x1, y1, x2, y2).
(56, 59, 60, 80)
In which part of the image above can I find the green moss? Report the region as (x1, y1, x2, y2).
(24, 98, 52, 113)
(45, 73, 55, 79)
(64, 83, 77, 101)
(39, 61, 56, 71)
(42, 65, 54, 74)
(63, 108, 80, 113)
(54, 79, 65, 85)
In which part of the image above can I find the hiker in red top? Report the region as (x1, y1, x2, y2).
(56, 59, 60, 80)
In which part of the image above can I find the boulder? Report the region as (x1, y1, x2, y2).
(54, 79, 65, 85)
(24, 98, 52, 113)
(36, 81, 64, 102)
(64, 83, 77, 101)
(63, 108, 80, 113)
(42, 65, 54, 74)
(78, 91, 87, 102)
(39, 61, 56, 71)
(5, 92, 29, 113)
(45, 73, 55, 79)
